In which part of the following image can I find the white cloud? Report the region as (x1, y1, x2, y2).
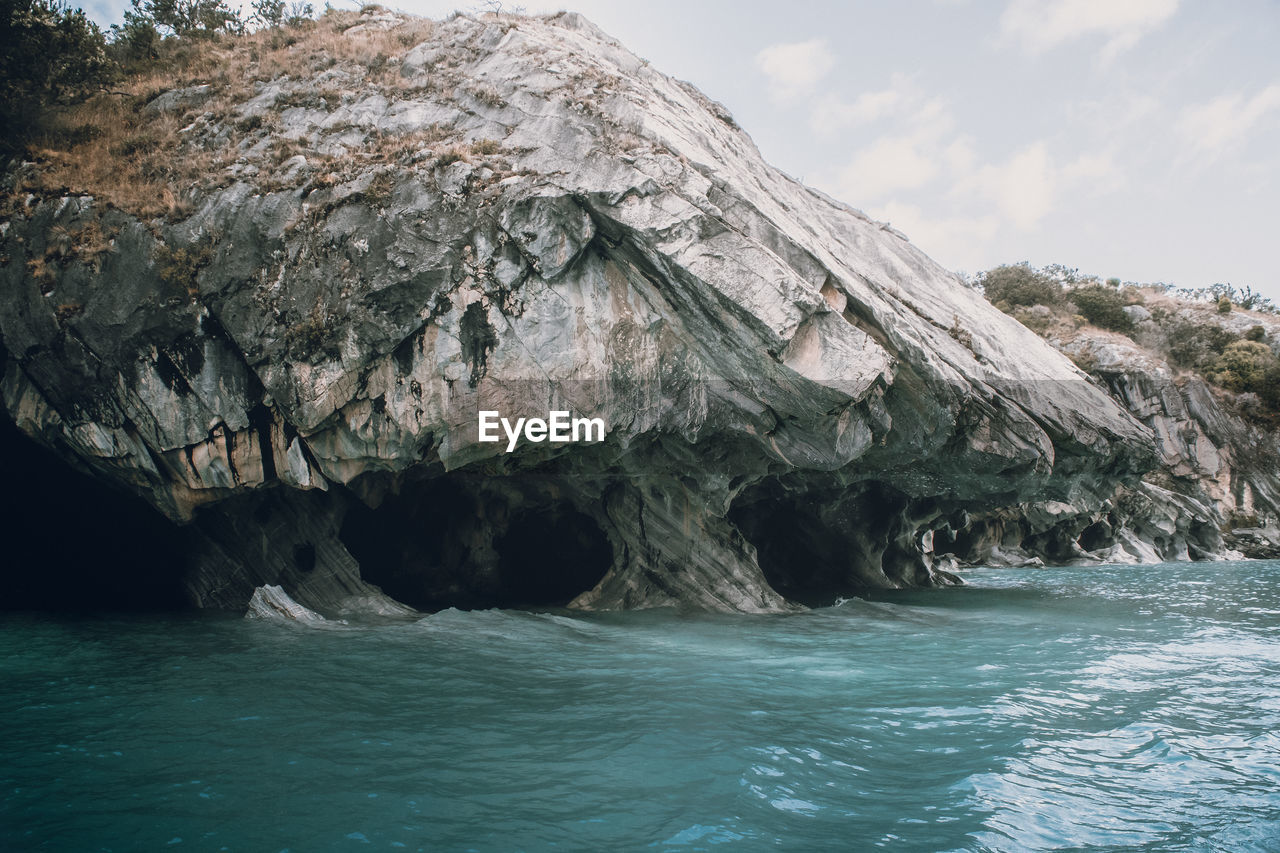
(755, 39, 836, 100)
(1062, 151, 1122, 186)
(809, 71, 1123, 244)
(830, 142, 1120, 268)
(943, 137, 979, 174)
(833, 134, 942, 201)
(979, 142, 1057, 229)
(1000, 0, 1178, 60)
(908, 98, 950, 129)
(1067, 92, 1162, 128)
(1177, 84, 1280, 157)
(811, 91, 902, 137)
(809, 75, 950, 140)
(818, 82, 967, 204)
(952, 143, 1120, 230)
(810, 75, 913, 137)
(871, 202, 1000, 271)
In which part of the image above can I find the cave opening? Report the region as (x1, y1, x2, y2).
(1078, 519, 1113, 552)
(730, 481, 906, 607)
(293, 543, 317, 574)
(493, 506, 613, 608)
(947, 521, 990, 562)
(0, 414, 189, 612)
(339, 473, 611, 611)
(730, 478, 952, 605)
(731, 499, 850, 607)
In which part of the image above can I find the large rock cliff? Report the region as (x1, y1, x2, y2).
(0, 9, 1224, 615)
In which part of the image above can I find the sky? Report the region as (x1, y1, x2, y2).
(82, 0, 1280, 297)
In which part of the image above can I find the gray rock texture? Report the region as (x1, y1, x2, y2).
(2, 9, 1247, 614)
(245, 584, 327, 621)
(1047, 330, 1280, 563)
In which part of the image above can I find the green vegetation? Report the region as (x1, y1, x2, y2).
(1068, 284, 1133, 333)
(1210, 341, 1280, 398)
(1, 0, 116, 156)
(976, 263, 1062, 309)
(249, 0, 313, 30)
(1182, 282, 1275, 314)
(6, 0, 445, 218)
(1165, 320, 1238, 372)
(114, 0, 240, 67)
(111, 0, 311, 67)
(978, 261, 1280, 425)
(1, 0, 322, 160)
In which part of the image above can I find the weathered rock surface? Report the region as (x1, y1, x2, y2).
(3, 9, 1237, 614)
(1225, 526, 1280, 559)
(245, 584, 327, 622)
(1046, 330, 1280, 562)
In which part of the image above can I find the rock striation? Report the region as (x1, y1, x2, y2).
(245, 583, 327, 621)
(1048, 328, 1280, 563)
(2, 9, 1252, 615)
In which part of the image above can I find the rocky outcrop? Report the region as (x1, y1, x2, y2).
(925, 322, 1280, 570)
(1051, 332, 1280, 561)
(1225, 526, 1280, 559)
(0, 10, 1195, 614)
(245, 584, 327, 622)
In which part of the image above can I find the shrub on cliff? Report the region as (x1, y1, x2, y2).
(1264, 364, 1280, 412)
(1068, 284, 1133, 333)
(1210, 340, 1280, 395)
(1165, 321, 1238, 371)
(977, 263, 1063, 310)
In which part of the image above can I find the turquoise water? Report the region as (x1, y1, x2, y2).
(3, 561, 1279, 852)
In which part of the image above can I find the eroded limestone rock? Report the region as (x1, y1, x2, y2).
(1, 10, 1190, 613)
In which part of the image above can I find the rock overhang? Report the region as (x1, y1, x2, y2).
(0, 8, 1164, 614)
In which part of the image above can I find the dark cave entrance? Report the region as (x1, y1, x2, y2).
(1078, 518, 1113, 552)
(730, 499, 854, 607)
(0, 414, 189, 612)
(730, 481, 930, 607)
(339, 473, 612, 611)
(493, 507, 613, 608)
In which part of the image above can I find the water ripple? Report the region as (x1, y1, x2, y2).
(3, 561, 1280, 850)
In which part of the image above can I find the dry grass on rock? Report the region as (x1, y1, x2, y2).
(10, 9, 441, 219)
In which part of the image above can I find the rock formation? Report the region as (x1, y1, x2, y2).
(1051, 326, 1280, 563)
(3, 9, 1256, 615)
(245, 583, 327, 621)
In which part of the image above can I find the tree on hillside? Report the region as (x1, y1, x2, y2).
(0, 0, 115, 156)
(125, 0, 240, 36)
(110, 0, 242, 64)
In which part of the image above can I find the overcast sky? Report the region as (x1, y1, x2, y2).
(84, 0, 1280, 297)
